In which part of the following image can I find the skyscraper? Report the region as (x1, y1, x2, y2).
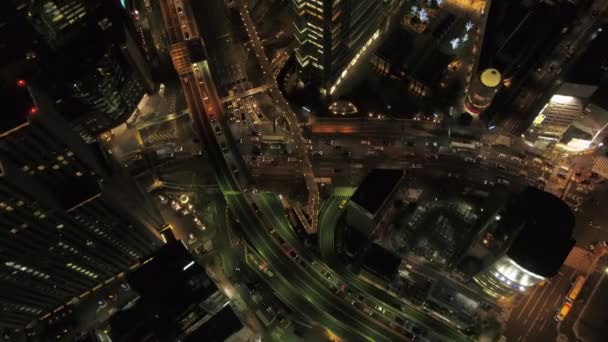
(0, 0, 154, 142)
(464, 68, 502, 116)
(291, 0, 386, 95)
(0, 81, 163, 329)
(473, 188, 575, 300)
(471, 0, 577, 121)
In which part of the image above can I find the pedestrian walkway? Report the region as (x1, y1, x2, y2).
(563, 247, 595, 274)
(332, 186, 356, 197)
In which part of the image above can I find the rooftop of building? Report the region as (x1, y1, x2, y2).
(505, 187, 575, 278)
(127, 241, 216, 308)
(361, 243, 401, 281)
(480, 68, 501, 88)
(350, 168, 404, 216)
(478, 0, 576, 75)
(1, 81, 32, 134)
(376, 28, 452, 84)
(110, 241, 222, 341)
(564, 28, 608, 86)
(590, 80, 608, 111)
(183, 306, 244, 342)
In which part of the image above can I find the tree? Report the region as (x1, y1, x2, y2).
(458, 112, 473, 126)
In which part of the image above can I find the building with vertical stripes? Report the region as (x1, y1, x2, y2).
(291, 0, 386, 95)
(0, 81, 163, 330)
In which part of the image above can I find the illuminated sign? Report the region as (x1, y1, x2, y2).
(551, 94, 575, 104)
(532, 113, 546, 126)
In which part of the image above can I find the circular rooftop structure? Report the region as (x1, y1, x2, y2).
(329, 101, 358, 116)
(480, 68, 502, 88)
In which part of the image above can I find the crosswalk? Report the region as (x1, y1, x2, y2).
(499, 306, 513, 323)
(232, 296, 247, 313)
(144, 132, 175, 144)
(563, 247, 595, 274)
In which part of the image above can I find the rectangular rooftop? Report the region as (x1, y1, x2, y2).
(350, 168, 404, 216)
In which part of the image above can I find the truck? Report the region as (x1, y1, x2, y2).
(554, 301, 572, 322)
(566, 275, 586, 302)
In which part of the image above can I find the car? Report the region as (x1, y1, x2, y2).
(215, 126, 222, 135)
(325, 139, 334, 145)
(343, 151, 351, 158)
(339, 199, 348, 209)
(231, 165, 239, 174)
(322, 270, 332, 280)
(221, 143, 228, 152)
(412, 326, 426, 336)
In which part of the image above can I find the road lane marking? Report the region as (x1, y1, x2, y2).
(516, 286, 540, 321)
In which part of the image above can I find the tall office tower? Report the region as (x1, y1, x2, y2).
(0, 0, 154, 142)
(473, 188, 575, 300)
(472, 0, 577, 119)
(291, 0, 385, 95)
(0, 81, 163, 330)
(464, 68, 502, 116)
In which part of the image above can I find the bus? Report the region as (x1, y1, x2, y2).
(566, 275, 586, 302)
